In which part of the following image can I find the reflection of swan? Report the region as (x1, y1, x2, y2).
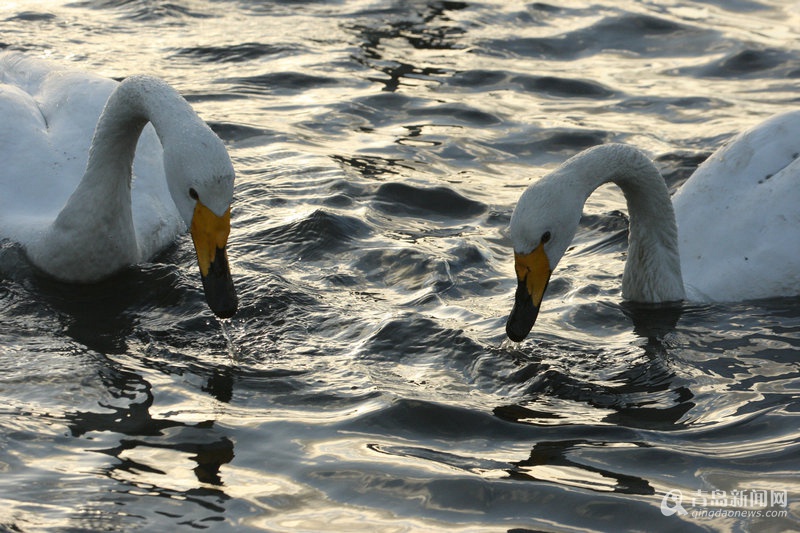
(507, 112, 800, 341)
(0, 52, 237, 317)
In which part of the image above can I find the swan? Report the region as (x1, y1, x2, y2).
(0, 52, 237, 318)
(506, 111, 800, 341)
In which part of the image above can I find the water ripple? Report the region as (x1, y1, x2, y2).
(1, 0, 799, 531)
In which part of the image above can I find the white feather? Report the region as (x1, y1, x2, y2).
(0, 52, 235, 282)
(510, 112, 800, 303)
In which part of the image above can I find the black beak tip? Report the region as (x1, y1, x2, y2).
(208, 292, 238, 319)
(201, 247, 238, 319)
(505, 312, 535, 343)
(505, 321, 529, 343)
(505, 279, 540, 342)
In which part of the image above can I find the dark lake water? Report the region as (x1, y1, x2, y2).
(1, 1, 799, 531)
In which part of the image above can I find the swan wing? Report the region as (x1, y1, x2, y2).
(0, 52, 181, 256)
(673, 111, 800, 300)
(0, 53, 115, 240)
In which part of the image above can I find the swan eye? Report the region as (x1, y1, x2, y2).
(189, 188, 199, 201)
(541, 231, 551, 244)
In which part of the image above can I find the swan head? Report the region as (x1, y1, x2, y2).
(164, 127, 238, 319)
(506, 171, 583, 341)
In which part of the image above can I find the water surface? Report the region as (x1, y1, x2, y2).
(1, 1, 799, 531)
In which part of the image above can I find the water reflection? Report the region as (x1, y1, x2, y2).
(30, 260, 194, 355)
(347, 1, 467, 92)
(495, 302, 695, 430)
(66, 351, 236, 506)
(507, 439, 654, 495)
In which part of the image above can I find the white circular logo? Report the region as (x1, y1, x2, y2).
(661, 489, 688, 516)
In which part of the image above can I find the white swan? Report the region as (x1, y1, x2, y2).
(0, 52, 237, 318)
(506, 111, 800, 341)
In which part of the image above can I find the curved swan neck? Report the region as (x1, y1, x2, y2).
(561, 144, 685, 302)
(84, 75, 194, 186)
(31, 76, 196, 281)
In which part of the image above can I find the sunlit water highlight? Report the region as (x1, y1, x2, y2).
(1, 1, 799, 531)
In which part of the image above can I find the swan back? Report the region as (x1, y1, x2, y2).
(673, 111, 800, 300)
(0, 54, 112, 241)
(0, 53, 175, 252)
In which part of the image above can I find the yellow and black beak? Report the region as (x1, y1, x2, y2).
(190, 200, 238, 319)
(506, 242, 551, 342)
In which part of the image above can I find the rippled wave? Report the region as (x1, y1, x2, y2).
(1, 0, 799, 531)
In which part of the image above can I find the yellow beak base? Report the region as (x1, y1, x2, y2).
(190, 201, 238, 319)
(506, 243, 551, 342)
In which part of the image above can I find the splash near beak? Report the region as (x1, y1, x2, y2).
(506, 243, 551, 342)
(190, 201, 238, 319)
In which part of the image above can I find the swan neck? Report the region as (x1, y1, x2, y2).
(85, 75, 191, 185)
(566, 144, 685, 302)
(36, 76, 193, 280)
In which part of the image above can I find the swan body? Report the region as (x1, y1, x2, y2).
(672, 112, 800, 301)
(507, 111, 800, 341)
(0, 52, 237, 317)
